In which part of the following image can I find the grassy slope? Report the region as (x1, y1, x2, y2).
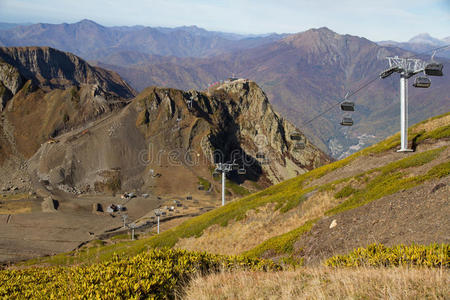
(23, 112, 450, 266)
(183, 267, 449, 300)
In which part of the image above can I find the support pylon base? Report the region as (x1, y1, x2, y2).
(397, 148, 414, 153)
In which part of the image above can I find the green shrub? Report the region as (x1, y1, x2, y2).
(326, 147, 447, 216)
(197, 177, 211, 191)
(325, 243, 449, 268)
(334, 185, 357, 199)
(111, 234, 131, 241)
(226, 180, 250, 196)
(244, 219, 318, 258)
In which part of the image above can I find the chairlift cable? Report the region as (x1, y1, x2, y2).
(300, 76, 380, 126)
(405, 44, 450, 60)
(298, 43, 449, 127)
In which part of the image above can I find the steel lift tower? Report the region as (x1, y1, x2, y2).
(214, 162, 238, 206)
(380, 56, 443, 152)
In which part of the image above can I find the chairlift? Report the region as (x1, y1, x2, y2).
(380, 66, 400, 79)
(424, 63, 443, 76)
(232, 163, 239, 170)
(340, 101, 355, 111)
(237, 168, 246, 175)
(294, 141, 306, 150)
(413, 76, 431, 88)
(290, 132, 302, 141)
(186, 97, 194, 109)
(340, 117, 354, 126)
(256, 152, 265, 159)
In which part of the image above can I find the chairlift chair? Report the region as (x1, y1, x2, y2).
(256, 152, 265, 159)
(294, 141, 306, 150)
(290, 132, 302, 141)
(340, 117, 354, 126)
(424, 63, 443, 77)
(413, 77, 431, 88)
(380, 66, 400, 79)
(340, 101, 355, 111)
(237, 168, 246, 175)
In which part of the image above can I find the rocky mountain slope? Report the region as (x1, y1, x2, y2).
(0, 46, 136, 191)
(27, 78, 330, 197)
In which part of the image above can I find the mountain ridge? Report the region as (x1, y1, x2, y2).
(0, 19, 287, 59)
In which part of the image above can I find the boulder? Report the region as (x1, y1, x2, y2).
(92, 203, 103, 214)
(41, 197, 58, 212)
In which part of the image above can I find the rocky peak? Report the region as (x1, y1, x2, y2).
(281, 27, 374, 57)
(136, 79, 331, 185)
(408, 33, 445, 46)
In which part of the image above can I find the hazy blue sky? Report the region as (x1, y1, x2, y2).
(0, 0, 449, 41)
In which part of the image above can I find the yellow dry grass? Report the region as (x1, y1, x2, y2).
(175, 190, 340, 255)
(414, 113, 450, 133)
(182, 267, 449, 299)
(0, 193, 29, 201)
(0, 203, 32, 214)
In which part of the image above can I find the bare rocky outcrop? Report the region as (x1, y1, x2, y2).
(0, 59, 24, 110)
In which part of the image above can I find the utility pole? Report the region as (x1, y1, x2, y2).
(222, 169, 225, 206)
(381, 56, 442, 152)
(128, 223, 137, 240)
(154, 209, 161, 234)
(121, 213, 128, 228)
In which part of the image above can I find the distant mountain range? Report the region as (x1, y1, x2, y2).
(378, 33, 450, 59)
(0, 19, 286, 59)
(0, 22, 33, 30)
(0, 20, 449, 157)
